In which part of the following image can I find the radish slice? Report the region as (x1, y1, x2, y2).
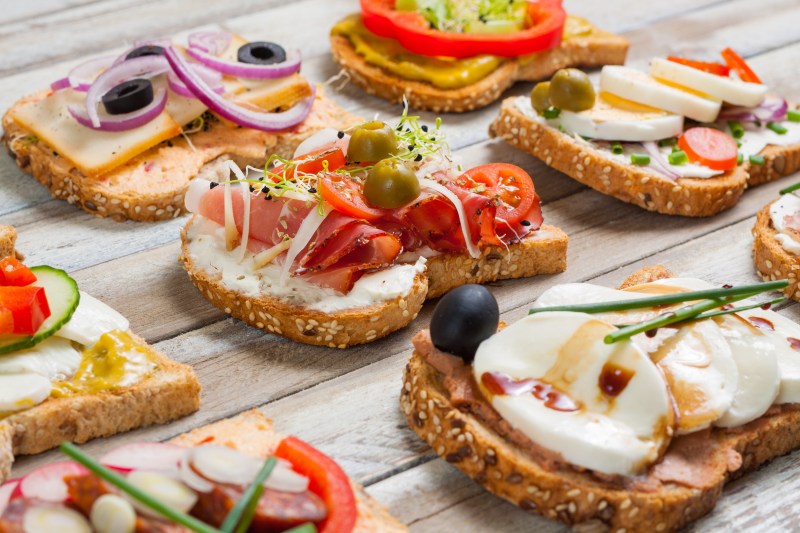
(90, 494, 136, 533)
(179, 452, 214, 493)
(264, 461, 309, 493)
(0, 480, 19, 515)
(23, 505, 91, 533)
(19, 462, 88, 503)
(190, 445, 255, 485)
(126, 471, 197, 517)
(99, 442, 188, 473)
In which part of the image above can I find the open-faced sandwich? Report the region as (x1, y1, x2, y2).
(0, 224, 200, 481)
(179, 108, 567, 348)
(491, 48, 800, 216)
(0, 409, 406, 532)
(403, 265, 800, 532)
(753, 181, 800, 301)
(2, 31, 359, 222)
(330, 0, 628, 113)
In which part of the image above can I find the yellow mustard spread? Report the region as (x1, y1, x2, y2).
(332, 14, 597, 90)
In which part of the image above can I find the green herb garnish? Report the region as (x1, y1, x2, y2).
(630, 153, 650, 166)
(749, 154, 765, 165)
(611, 141, 624, 155)
(768, 121, 788, 135)
(542, 107, 560, 119)
(658, 137, 676, 148)
(788, 109, 800, 122)
(668, 150, 688, 165)
(221, 457, 278, 533)
(780, 182, 800, 195)
(728, 120, 745, 139)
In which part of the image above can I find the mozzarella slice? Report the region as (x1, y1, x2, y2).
(0, 373, 52, 412)
(473, 312, 672, 476)
(0, 337, 82, 381)
(651, 58, 767, 108)
(738, 309, 800, 404)
(769, 191, 800, 255)
(56, 292, 129, 347)
(600, 66, 722, 123)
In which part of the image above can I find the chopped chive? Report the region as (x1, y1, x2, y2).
(630, 153, 650, 166)
(611, 142, 624, 155)
(542, 107, 560, 119)
(737, 153, 744, 165)
(693, 296, 787, 321)
(671, 145, 681, 153)
(768, 121, 788, 135)
(658, 138, 677, 148)
(749, 154, 765, 165)
(221, 457, 278, 533)
(788, 109, 800, 122)
(780, 182, 800, 195)
(728, 120, 745, 139)
(668, 150, 688, 165)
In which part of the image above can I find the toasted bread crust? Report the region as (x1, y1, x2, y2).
(0, 332, 200, 482)
(330, 30, 627, 113)
(490, 98, 749, 217)
(753, 201, 800, 300)
(1, 89, 360, 222)
(0, 225, 17, 259)
(402, 267, 800, 532)
(179, 216, 567, 347)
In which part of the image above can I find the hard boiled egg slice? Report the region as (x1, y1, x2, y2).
(650, 58, 767, 108)
(0, 373, 52, 412)
(56, 291, 129, 347)
(473, 311, 672, 476)
(0, 336, 82, 381)
(600, 66, 722, 123)
(556, 92, 684, 142)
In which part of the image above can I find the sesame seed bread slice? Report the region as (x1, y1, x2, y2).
(179, 215, 567, 348)
(329, 30, 628, 113)
(0, 225, 17, 260)
(1, 88, 360, 222)
(171, 409, 408, 532)
(753, 200, 800, 299)
(401, 265, 800, 533)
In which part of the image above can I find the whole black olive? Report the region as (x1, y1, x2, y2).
(102, 78, 154, 115)
(237, 41, 287, 65)
(125, 45, 165, 60)
(430, 284, 499, 363)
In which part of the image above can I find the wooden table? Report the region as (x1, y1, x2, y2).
(2, 0, 800, 531)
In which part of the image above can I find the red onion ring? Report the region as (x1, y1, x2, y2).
(113, 38, 174, 66)
(164, 46, 313, 131)
(641, 141, 681, 180)
(51, 54, 116, 93)
(186, 46, 301, 79)
(69, 87, 168, 132)
(167, 62, 224, 98)
(718, 94, 788, 123)
(187, 31, 231, 56)
(85, 55, 170, 128)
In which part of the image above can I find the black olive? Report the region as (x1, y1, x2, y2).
(101, 78, 154, 115)
(125, 45, 165, 60)
(430, 285, 499, 363)
(237, 41, 287, 65)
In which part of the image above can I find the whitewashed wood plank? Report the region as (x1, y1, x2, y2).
(0, 0, 98, 26)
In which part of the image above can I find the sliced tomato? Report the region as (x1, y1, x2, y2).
(0, 307, 13, 335)
(667, 56, 730, 77)
(0, 286, 50, 335)
(275, 437, 357, 533)
(720, 48, 762, 84)
(270, 146, 347, 181)
(318, 173, 386, 222)
(0, 257, 37, 287)
(678, 127, 738, 171)
(456, 164, 539, 226)
(360, 0, 565, 58)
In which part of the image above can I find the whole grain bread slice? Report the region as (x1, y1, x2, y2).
(2, 89, 360, 222)
(171, 409, 407, 532)
(330, 28, 628, 113)
(753, 200, 800, 299)
(401, 265, 800, 533)
(179, 215, 568, 348)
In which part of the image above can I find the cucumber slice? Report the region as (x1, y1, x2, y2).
(0, 266, 80, 355)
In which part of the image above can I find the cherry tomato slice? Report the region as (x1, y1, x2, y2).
(678, 127, 738, 171)
(318, 173, 386, 221)
(667, 56, 730, 77)
(720, 48, 762, 84)
(270, 147, 347, 181)
(456, 163, 538, 226)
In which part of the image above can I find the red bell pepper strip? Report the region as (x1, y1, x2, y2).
(0, 257, 37, 287)
(359, 0, 566, 59)
(0, 286, 51, 335)
(0, 307, 13, 335)
(720, 48, 762, 84)
(275, 437, 357, 533)
(667, 56, 730, 77)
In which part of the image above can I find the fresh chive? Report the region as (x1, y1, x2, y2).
(668, 150, 688, 165)
(737, 153, 744, 165)
(728, 120, 745, 139)
(630, 153, 650, 166)
(768, 121, 788, 135)
(529, 280, 789, 315)
(780, 182, 800, 195)
(611, 141, 624, 155)
(749, 154, 765, 165)
(693, 296, 787, 320)
(658, 138, 677, 148)
(59, 443, 221, 533)
(220, 457, 278, 533)
(788, 109, 800, 123)
(283, 524, 318, 533)
(233, 485, 264, 533)
(542, 107, 560, 119)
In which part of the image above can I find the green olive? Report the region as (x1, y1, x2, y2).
(530, 81, 552, 114)
(347, 121, 399, 163)
(364, 159, 420, 209)
(548, 68, 596, 112)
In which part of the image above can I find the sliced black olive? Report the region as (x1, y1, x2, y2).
(430, 285, 499, 363)
(125, 45, 165, 60)
(102, 78, 154, 115)
(237, 41, 287, 65)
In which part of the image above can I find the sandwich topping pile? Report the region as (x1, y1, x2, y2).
(515, 49, 799, 180)
(0, 258, 155, 417)
(766, 184, 800, 256)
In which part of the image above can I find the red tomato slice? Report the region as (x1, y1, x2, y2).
(678, 127, 738, 171)
(720, 48, 762, 84)
(667, 56, 730, 77)
(360, 0, 565, 58)
(456, 163, 538, 226)
(270, 147, 347, 181)
(275, 437, 357, 533)
(0, 257, 37, 287)
(0, 307, 13, 335)
(0, 286, 51, 335)
(318, 173, 386, 222)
